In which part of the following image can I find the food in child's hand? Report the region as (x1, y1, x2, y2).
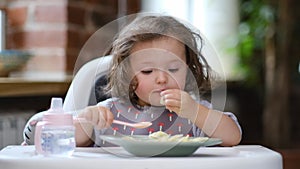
(160, 97, 165, 105)
(160, 97, 172, 113)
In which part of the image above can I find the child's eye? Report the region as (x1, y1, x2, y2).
(168, 68, 179, 73)
(141, 70, 153, 74)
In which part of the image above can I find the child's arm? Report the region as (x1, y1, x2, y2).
(192, 105, 241, 146)
(161, 89, 241, 146)
(74, 105, 114, 147)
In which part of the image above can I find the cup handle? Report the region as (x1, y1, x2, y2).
(34, 121, 47, 154)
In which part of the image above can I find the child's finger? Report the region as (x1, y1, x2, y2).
(105, 109, 114, 128)
(164, 98, 181, 107)
(160, 88, 180, 96)
(165, 93, 181, 100)
(91, 108, 100, 125)
(82, 108, 93, 122)
(97, 111, 106, 128)
(96, 107, 113, 129)
(166, 105, 180, 114)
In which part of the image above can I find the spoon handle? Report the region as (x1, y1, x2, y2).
(112, 120, 135, 127)
(76, 118, 130, 126)
(75, 118, 151, 129)
(113, 120, 152, 129)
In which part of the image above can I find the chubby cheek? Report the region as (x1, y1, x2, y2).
(176, 81, 185, 90)
(177, 68, 188, 90)
(169, 73, 186, 90)
(178, 77, 186, 90)
(134, 80, 152, 103)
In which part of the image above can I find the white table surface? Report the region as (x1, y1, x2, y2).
(0, 145, 282, 169)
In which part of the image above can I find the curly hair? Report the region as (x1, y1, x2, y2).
(103, 15, 213, 104)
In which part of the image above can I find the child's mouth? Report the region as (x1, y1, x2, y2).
(157, 88, 167, 92)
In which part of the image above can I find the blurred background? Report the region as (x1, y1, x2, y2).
(0, 0, 299, 168)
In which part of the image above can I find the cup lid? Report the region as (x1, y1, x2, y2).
(42, 97, 73, 125)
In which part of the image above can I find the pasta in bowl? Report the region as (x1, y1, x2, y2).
(99, 131, 222, 157)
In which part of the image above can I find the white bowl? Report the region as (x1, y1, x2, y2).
(99, 135, 222, 157)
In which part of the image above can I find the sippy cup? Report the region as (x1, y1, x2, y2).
(34, 97, 75, 156)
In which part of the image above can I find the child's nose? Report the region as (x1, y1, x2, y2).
(155, 70, 168, 84)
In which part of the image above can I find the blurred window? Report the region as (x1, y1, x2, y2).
(141, 0, 240, 81)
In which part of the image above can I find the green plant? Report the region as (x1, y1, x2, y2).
(237, 0, 274, 85)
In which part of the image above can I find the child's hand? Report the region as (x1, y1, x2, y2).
(160, 89, 199, 121)
(78, 105, 114, 129)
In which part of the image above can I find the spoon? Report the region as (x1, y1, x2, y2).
(113, 120, 152, 129)
(75, 118, 152, 129)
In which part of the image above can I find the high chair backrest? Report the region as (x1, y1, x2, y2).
(63, 55, 112, 112)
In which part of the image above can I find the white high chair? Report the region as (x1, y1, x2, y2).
(63, 55, 112, 112)
(22, 55, 113, 145)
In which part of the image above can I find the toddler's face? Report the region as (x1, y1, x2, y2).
(129, 37, 187, 106)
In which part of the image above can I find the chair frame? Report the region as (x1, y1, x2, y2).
(63, 55, 112, 112)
